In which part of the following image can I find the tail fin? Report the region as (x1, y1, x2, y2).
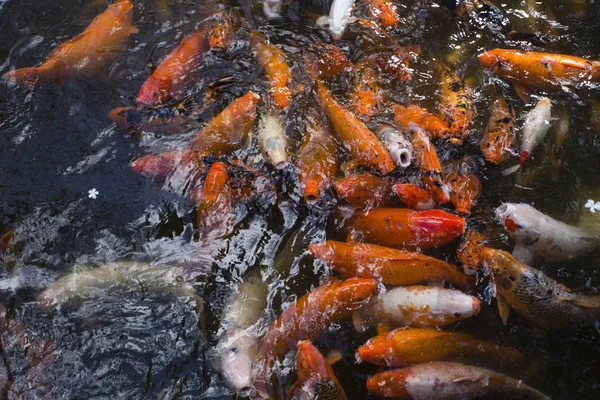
(2, 67, 41, 87)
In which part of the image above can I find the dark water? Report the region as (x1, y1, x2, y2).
(2, 0, 600, 398)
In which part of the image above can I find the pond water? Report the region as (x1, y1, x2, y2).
(2, 0, 600, 398)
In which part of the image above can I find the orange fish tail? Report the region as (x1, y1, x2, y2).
(2, 67, 43, 86)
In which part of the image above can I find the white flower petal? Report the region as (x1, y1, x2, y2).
(591, 208, 596, 214)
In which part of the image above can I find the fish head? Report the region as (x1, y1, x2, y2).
(329, 0, 355, 40)
(218, 329, 259, 391)
(478, 49, 503, 70)
(356, 335, 407, 367)
(296, 340, 329, 380)
(495, 203, 541, 246)
(136, 76, 165, 107)
(367, 370, 410, 398)
(330, 278, 378, 310)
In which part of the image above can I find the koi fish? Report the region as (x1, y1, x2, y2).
(436, 63, 475, 145)
(297, 113, 337, 203)
(479, 247, 600, 330)
(196, 161, 233, 230)
(257, 111, 288, 169)
(393, 183, 436, 210)
(215, 269, 268, 391)
(206, 9, 237, 50)
(309, 241, 474, 290)
(478, 49, 600, 90)
(346, 208, 465, 250)
(3, 0, 137, 86)
(495, 203, 600, 262)
(350, 62, 382, 121)
(334, 173, 394, 209)
(481, 95, 516, 164)
(392, 104, 449, 140)
(352, 286, 480, 332)
(364, 0, 399, 30)
(288, 340, 348, 400)
(367, 362, 550, 400)
(357, 328, 525, 370)
(310, 41, 351, 77)
(373, 125, 413, 168)
(408, 126, 450, 204)
(315, 81, 395, 174)
(130, 150, 202, 180)
(250, 32, 292, 110)
(326, 0, 356, 40)
(190, 91, 261, 155)
(520, 97, 552, 164)
(444, 172, 481, 216)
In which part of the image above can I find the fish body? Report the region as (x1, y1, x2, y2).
(3, 0, 137, 86)
(130, 150, 202, 180)
(353, 286, 480, 332)
(393, 105, 449, 140)
(288, 341, 347, 400)
(251, 32, 292, 109)
(408, 127, 450, 203)
(483, 248, 600, 330)
(444, 172, 481, 216)
(309, 241, 474, 290)
(495, 202, 600, 261)
(257, 111, 288, 168)
(393, 184, 436, 210)
(316, 81, 395, 174)
(367, 362, 550, 400)
(436, 64, 475, 145)
(329, 0, 355, 40)
(258, 278, 378, 360)
(365, 0, 399, 30)
(310, 41, 351, 77)
(297, 114, 337, 202)
(481, 96, 516, 164)
(357, 328, 524, 370)
(350, 62, 381, 121)
(347, 208, 465, 250)
(520, 97, 552, 164)
(334, 173, 394, 209)
(196, 161, 232, 230)
(374, 125, 413, 168)
(191, 91, 261, 155)
(479, 49, 600, 90)
(216, 270, 268, 390)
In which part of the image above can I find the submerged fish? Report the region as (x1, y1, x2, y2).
(496, 203, 600, 261)
(408, 126, 450, 204)
(367, 362, 550, 399)
(190, 91, 261, 155)
(215, 269, 268, 391)
(436, 63, 475, 145)
(310, 41, 352, 77)
(288, 340, 348, 400)
(357, 328, 525, 371)
(346, 208, 465, 250)
(334, 173, 394, 209)
(481, 95, 516, 164)
(353, 286, 480, 332)
(444, 172, 481, 216)
(251, 32, 292, 110)
(309, 241, 474, 290)
(479, 49, 600, 90)
(350, 62, 382, 121)
(393, 183, 437, 210)
(364, 0, 399, 30)
(297, 113, 338, 203)
(520, 97, 552, 164)
(3, 0, 137, 86)
(393, 104, 449, 140)
(257, 111, 288, 169)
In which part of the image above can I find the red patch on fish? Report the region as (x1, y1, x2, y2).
(505, 217, 518, 232)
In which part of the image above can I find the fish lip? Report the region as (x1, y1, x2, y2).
(495, 203, 511, 222)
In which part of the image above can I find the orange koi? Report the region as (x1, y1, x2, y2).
(481, 95, 516, 164)
(258, 278, 378, 361)
(444, 172, 482, 216)
(311, 41, 351, 77)
(346, 208, 465, 250)
(393, 183, 436, 210)
(196, 161, 233, 230)
(288, 341, 348, 400)
(190, 91, 261, 155)
(334, 173, 394, 209)
(408, 127, 450, 204)
(130, 150, 202, 180)
(3, 0, 137, 86)
(436, 63, 475, 145)
(207, 9, 237, 50)
(478, 48, 600, 90)
(297, 113, 338, 203)
(357, 328, 524, 369)
(392, 104, 449, 140)
(309, 241, 474, 290)
(250, 32, 292, 109)
(365, 0, 400, 30)
(316, 81, 395, 174)
(350, 62, 382, 121)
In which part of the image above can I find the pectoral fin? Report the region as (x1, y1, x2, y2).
(497, 294, 511, 325)
(560, 297, 600, 310)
